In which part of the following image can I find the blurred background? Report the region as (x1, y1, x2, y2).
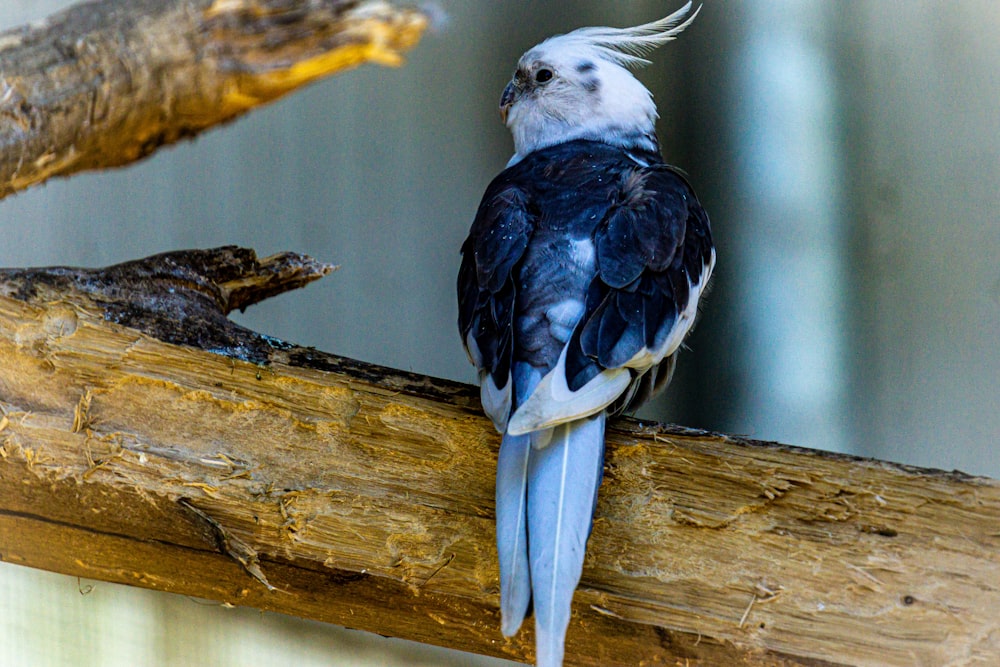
(1, 1, 997, 665)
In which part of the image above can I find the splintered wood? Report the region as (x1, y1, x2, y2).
(0, 247, 998, 666)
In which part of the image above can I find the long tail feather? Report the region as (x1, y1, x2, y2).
(496, 362, 545, 635)
(527, 413, 606, 667)
(496, 430, 532, 636)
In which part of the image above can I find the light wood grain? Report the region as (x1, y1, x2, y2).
(0, 0, 427, 199)
(0, 248, 997, 666)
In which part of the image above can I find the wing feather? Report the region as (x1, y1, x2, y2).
(578, 164, 714, 409)
(458, 179, 534, 427)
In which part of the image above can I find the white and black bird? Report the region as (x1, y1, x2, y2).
(457, 4, 715, 665)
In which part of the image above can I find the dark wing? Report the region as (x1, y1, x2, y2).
(458, 177, 534, 424)
(566, 164, 715, 414)
(460, 142, 714, 433)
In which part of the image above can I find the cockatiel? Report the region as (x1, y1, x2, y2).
(457, 4, 715, 665)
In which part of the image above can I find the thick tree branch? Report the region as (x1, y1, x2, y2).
(0, 0, 427, 199)
(0, 248, 997, 666)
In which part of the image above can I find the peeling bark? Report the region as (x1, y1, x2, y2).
(0, 247, 998, 666)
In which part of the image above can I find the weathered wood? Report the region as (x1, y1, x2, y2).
(0, 0, 427, 199)
(0, 248, 997, 666)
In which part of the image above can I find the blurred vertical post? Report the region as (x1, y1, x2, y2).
(841, 3, 1000, 474)
(679, 2, 852, 454)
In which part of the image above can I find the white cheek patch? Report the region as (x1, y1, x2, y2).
(507, 344, 630, 438)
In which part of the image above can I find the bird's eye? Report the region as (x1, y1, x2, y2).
(535, 68, 553, 83)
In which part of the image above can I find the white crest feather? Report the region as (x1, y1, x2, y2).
(503, 2, 700, 163)
(539, 2, 700, 69)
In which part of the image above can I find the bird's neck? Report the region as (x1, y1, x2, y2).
(508, 126, 660, 167)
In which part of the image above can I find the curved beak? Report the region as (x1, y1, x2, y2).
(499, 81, 519, 125)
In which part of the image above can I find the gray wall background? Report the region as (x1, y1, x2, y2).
(2, 1, 998, 665)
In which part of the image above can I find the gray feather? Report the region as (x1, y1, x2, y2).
(496, 430, 532, 636)
(527, 413, 605, 667)
(495, 361, 543, 635)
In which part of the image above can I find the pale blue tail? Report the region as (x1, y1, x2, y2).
(496, 393, 605, 666)
(528, 414, 605, 667)
(496, 430, 532, 636)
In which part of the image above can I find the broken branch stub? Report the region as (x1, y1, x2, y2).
(0, 246, 335, 362)
(0, 0, 428, 199)
(0, 248, 999, 666)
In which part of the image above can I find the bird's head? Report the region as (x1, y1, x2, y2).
(500, 2, 700, 166)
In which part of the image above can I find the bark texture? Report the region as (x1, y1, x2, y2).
(0, 0, 427, 199)
(0, 248, 998, 666)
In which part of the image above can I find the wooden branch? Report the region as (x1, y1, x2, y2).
(0, 248, 998, 666)
(0, 0, 428, 199)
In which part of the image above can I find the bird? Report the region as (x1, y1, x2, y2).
(457, 4, 715, 665)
